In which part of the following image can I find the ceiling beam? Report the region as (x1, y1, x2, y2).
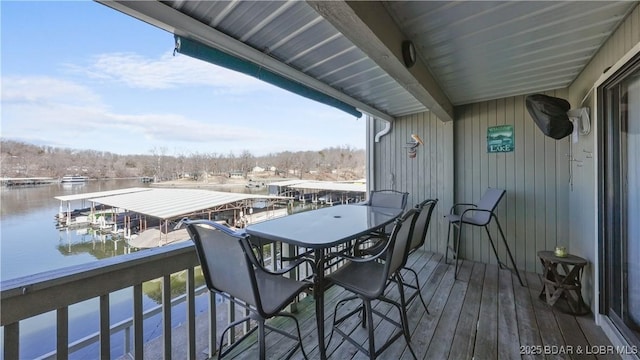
(96, 0, 395, 121)
(307, 1, 454, 122)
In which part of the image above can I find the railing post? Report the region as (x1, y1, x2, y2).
(162, 274, 172, 360)
(57, 307, 69, 360)
(208, 291, 217, 358)
(283, 242, 298, 312)
(4, 322, 19, 359)
(227, 300, 235, 345)
(270, 242, 277, 271)
(243, 301, 251, 334)
(124, 327, 131, 357)
(187, 267, 196, 360)
(133, 284, 143, 359)
(99, 294, 110, 360)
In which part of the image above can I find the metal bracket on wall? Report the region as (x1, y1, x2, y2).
(567, 107, 591, 135)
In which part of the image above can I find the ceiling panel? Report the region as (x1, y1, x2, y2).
(385, 1, 637, 105)
(165, 0, 427, 118)
(107, 0, 637, 117)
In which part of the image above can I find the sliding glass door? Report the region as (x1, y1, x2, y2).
(600, 53, 639, 347)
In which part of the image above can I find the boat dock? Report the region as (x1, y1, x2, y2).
(1, 177, 58, 187)
(54, 187, 152, 228)
(60, 175, 89, 183)
(268, 179, 366, 204)
(53, 181, 366, 249)
(55, 188, 291, 248)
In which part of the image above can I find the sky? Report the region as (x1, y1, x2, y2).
(0, 1, 366, 156)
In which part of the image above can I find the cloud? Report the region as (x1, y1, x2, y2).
(1, 75, 268, 149)
(106, 112, 264, 143)
(65, 51, 271, 93)
(2, 76, 103, 107)
(0, 49, 366, 155)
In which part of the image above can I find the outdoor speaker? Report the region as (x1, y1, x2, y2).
(525, 94, 573, 140)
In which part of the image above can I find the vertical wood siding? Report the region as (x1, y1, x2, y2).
(372, 91, 572, 274)
(454, 90, 571, 273)
(371, 111, 454, 256)
(370, 3, 639, 279)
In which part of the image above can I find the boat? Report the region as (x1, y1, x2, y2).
(60, 176, 89, 183)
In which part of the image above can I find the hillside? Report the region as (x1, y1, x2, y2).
(0, 140, 365, 181)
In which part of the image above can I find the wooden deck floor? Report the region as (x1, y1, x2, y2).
(223, 250, 619, 360)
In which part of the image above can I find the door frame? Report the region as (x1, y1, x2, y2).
(595, 43, 640, 350)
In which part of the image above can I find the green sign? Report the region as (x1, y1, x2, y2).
(487, 125, 514, 153)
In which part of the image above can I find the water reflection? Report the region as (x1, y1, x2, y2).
(0, 183, 71, 218)
(142, 269, 207, 304)
(57, 227, 134, 258)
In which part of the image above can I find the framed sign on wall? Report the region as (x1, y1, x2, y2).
(487, 125, 514, 153)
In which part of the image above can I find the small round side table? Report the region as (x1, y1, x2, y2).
(537, 250, 590, 315)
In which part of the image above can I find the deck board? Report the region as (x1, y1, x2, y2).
(422, 259, 473, 359)
(513, 267, 545, 360)
(474, 264, 499, 359)
(498, 267, 521, 360)
(526, 272, 568, 360)
(553, 310, 596, 360)
(191, 250, 620, 360)
(448, 261, 486, 360)
(574, 316, 619, 360)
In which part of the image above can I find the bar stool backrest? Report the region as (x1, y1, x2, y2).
(470, 188, 505, 225)
(369, 189, 409, 210)
(387, 208, 420, 276)
(186, 221, 260, 312)
(409, 199, 438, 253)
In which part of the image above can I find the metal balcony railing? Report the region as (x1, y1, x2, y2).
(1, 241, 217, 359)
(1, 233, 343, 359)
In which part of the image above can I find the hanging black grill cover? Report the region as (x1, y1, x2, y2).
(525, 94, 573, 140)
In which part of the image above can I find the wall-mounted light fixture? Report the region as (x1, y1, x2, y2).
(402, 40, 416, 68)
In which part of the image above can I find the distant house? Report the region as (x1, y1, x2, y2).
(228, 171, 244, 179)
(251, 166, 265, 173)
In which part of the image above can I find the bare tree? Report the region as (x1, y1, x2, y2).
(0, 140, 366, 181)
(149, 146, 169, 181)
(238, 150, 254, 177)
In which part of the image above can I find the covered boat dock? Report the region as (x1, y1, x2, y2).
(54, 187, 152, 227)
(87, 188, 290, 248)
(269, 180, 366, 205)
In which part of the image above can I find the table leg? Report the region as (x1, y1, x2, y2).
(314, 248, 327, 360)
(539, 259, 551, 300)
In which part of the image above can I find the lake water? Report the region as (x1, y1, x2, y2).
(1, 179, 149, 280)
(0, 179, 271, 359)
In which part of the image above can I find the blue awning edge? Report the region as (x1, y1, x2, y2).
(175, 35, 363, 118)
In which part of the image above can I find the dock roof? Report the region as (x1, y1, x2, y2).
(289, 181, 366, 193)
(267, 179, 307, 187)
(88, 188, 289, 220)
(54, 187, 151, 202)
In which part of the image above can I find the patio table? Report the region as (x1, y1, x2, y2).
(245, 204, 402, 359)
(538, 250, 590, 315)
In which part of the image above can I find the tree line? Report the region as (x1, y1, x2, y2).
(0, 140, 365, 181)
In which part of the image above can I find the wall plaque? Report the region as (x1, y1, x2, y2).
(487, 125, 514, 153)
